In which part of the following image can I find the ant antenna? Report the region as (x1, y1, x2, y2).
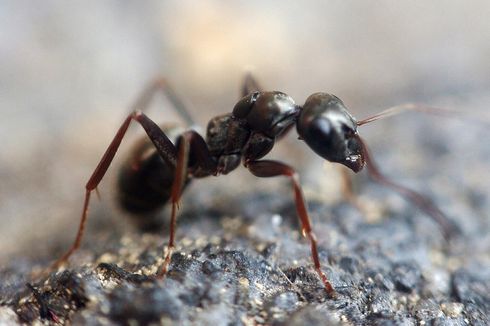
(357, 103, 490, 127)
(357, 104, 460, 126)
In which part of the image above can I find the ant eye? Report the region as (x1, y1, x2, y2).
(342, 124, 354, 136)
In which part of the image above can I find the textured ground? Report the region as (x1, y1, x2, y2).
(0, 109, 489, 325)
(1, 3, 490, 324)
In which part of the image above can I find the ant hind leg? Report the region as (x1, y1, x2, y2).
(49, 111, 179, 272)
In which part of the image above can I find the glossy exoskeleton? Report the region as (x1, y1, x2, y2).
(50, 74, 457, 297)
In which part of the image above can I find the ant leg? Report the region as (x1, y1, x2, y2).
(246, 159, 336, 297)
(157, 131, 217, 278)
(241, 72, 263, 96)
(130, 78, 195, 126)
(339, 166, 371, 216)
(155, 132, 189, 278)
(50, 111, 179, 271)
(340, 166, 356, 204)
(357, 136, 460, 240)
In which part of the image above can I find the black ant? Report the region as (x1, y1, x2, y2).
(48, 74, 458, 297)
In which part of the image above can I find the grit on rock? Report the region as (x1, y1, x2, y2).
(1, 112, 489, 325)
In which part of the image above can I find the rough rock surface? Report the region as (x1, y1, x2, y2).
(1, 114, 489, 325)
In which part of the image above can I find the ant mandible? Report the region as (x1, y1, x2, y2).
(49, 74, 458, 297)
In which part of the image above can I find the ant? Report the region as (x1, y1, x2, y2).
(48, 74, 458, 297)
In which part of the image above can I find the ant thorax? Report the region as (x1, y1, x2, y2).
(205, 91, 300, 174)
(205, 113, 249, 174)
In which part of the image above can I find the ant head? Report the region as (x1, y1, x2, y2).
(297, 93, 365, 172)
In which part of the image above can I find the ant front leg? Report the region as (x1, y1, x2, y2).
(50, 110, 179, 271)
(357, 136, 460, 240)
(339, 166, 372, 217)
(246, 160, 336, 297)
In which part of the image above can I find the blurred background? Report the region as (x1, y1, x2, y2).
(1, 1, 489, 263)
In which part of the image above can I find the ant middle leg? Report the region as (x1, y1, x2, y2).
(245, 159, 336, 297)
(50, 110, 179, 271)
(156, 130, 217, 278)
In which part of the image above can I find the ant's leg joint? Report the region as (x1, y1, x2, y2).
(132, 110, 143, 118)
(306, 230, 317, 242)
(290, 171, 300, 182)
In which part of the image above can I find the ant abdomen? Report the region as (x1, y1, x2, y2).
(117, 139, 175, 214)
(117, 127, 190, 216)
